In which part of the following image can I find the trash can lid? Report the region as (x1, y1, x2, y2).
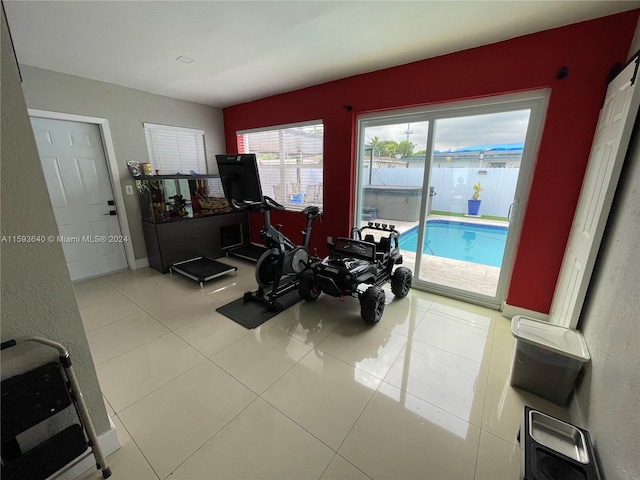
(511, 316, 590, 362)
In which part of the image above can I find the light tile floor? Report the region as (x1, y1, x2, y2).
(76, 258, 570, 480)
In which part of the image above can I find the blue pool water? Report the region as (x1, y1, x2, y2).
(399, 220, 507, 267)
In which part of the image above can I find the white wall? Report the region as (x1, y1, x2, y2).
(19, 66, 225, 262)
(1, 11, 109, 435)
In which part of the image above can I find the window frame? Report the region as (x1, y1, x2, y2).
(236, 120, 324, 211)
(143, 122, 207, 175)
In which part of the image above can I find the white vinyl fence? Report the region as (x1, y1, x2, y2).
(362, 167, 519, 218)
(256, 163, 519, 217)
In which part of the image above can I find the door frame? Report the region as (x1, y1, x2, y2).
(354, 90, 550, 309)
(28, 109, 136, 272)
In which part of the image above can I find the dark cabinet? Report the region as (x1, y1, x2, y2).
(136, 175, 249, 273)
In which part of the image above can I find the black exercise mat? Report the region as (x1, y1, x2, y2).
(216, 288, 303, 329)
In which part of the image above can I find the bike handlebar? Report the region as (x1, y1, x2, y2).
(229, 195, 320, 221)
(228, 196, 284, 212)
(229, 198, 262, 211)
(263, 195, 286, 211)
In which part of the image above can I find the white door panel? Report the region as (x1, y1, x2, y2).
(58, 224, 83, 265)
(550, 58, 640, 328)
(40, 157, 70, 208)
(31, 117, 128, 280)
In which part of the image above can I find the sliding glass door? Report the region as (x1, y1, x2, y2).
(355, 92, 547, 308)
(358, 119, 429, 229)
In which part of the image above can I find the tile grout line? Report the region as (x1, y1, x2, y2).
(112, 410, 162, 480)
(158, 395, 262, 479)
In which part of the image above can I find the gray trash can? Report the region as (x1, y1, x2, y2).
(509, 316, 590, 405)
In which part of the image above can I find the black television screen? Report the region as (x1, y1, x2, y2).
(215, 154, 264, 205)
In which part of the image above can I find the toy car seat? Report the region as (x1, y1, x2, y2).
(378, 236, 389, 252)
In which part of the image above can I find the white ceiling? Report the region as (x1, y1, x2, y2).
(5, 1, 638, 108)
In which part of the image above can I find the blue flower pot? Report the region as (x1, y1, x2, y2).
(468, 199, 481, 216)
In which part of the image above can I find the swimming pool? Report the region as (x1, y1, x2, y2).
(399, 220, 508, 267)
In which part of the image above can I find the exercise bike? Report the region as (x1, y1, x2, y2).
(216, 153, 321, 311)
(251, 197, 320, 310)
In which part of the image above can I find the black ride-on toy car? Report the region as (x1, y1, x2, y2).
(299, 222, 413, 324)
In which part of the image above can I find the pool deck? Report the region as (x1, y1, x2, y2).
(362, 215, 506, 297)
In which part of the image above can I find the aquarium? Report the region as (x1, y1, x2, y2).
(136, 174, 233, 223)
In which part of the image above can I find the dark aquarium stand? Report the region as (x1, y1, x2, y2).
(136, 174, 249, 280)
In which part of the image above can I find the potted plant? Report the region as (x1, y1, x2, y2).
(468, 182, 483, 216)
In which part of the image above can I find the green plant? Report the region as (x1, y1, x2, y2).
(471, 182, 483, 200)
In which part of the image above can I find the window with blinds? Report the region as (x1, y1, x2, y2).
(237, 121, 323, 211)
(144, 123, 207, 175)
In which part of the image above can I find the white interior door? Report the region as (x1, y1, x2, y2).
(31, 117, 129, 281)
(549, 57, 640, 328)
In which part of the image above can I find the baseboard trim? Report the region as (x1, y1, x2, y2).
(135, 257, 149, 269)
(501, 302, 548, 321)
(51, 418, 120, 480)
(569, 392, 586, 429)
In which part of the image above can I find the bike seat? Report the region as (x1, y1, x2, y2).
(302, 205, 320, 218)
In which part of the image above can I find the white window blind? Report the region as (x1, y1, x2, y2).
(237, 121, 323, 211)
(144, 123, 206, 175)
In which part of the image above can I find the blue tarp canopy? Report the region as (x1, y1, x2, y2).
(436, 143, 524, 153)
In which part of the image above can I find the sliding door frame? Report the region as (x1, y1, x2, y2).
(354, 90, 549, 309)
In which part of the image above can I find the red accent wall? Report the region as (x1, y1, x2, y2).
(223, 11, 638, 314)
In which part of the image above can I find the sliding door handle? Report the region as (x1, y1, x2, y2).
(507, 201, 517, 223)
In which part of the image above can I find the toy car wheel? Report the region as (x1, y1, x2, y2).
(256, 248, 280, 289)
(360, 285, 385, 324)
(391, 267, 413, 298)
(298, 269, 320, 301)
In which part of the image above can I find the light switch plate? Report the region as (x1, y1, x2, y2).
(125, 185, 134, 195)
